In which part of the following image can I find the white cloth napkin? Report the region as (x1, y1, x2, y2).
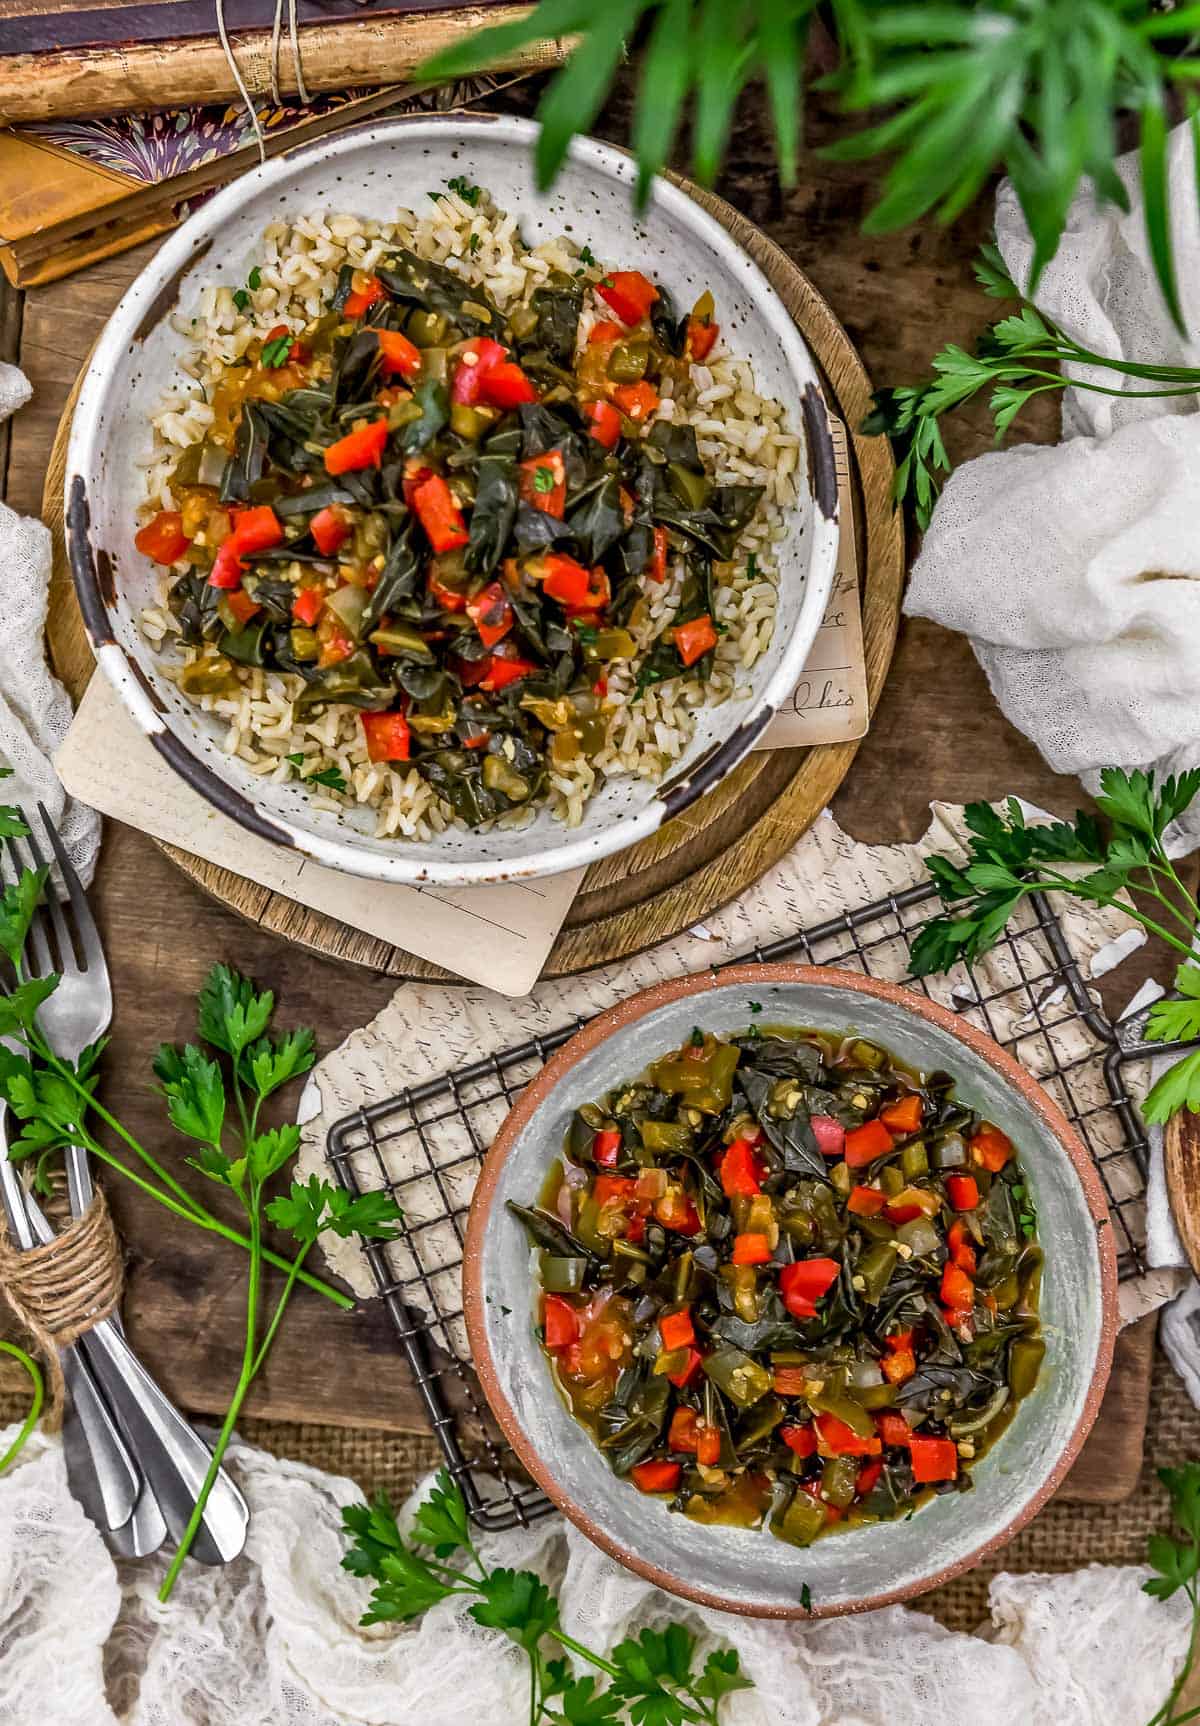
(905, 121, 1200, 851)
(0, 1425, 1187, 1726)
(0, 365, 100, 880)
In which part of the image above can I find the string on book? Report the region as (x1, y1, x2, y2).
(214, 0, 311, 162)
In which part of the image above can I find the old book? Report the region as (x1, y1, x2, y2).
(0, 73, 541, 288)
(0, 2, 551, 124)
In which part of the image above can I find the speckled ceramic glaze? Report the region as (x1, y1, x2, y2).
(65, 115, 839, 887)
(465, 966, 1118, 1618)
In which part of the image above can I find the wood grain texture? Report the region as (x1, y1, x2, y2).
(1166, 1109, 1200, 1279)
(0, 75, 1163, 1492)
(40, 179, 905, 984)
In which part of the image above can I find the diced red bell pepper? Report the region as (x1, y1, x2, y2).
(672, 614, 717, 667)
(224, 588, 261, 627)
(780, 1257, 840, 1320)
(885, 1329, 915, 1353)
(941, 1261, 975, 1313)
(810, 1115, 846, 1159)
(344, 275, 387, 317)
(844, 1118, 893, 1167)
(631, 1459, 681, 1494)
(596, 269, 659, 326)
(881, 1348, 916, 1386)
(646, 524, 669, 583)
(361, 710, 412, 763)
(773, 1365, 808, 1397)
(403, 461, 436, 507)
(719, 1138, 763, 1199)
(847, 1184, 886, 1217)
(946, 1173, 980, 1212)
(325, 418, 389, 475)
(292, 585, 325, 626)
(613, 380, 659, 423)
(230, 505, 283, 555)
(588, 318, 626, 346)
(428, 569, 468, 612)
(135, 509, 190, 565)
(659, 1307, 695, 1352)
(780, 1422, 818, 1458)
(466, 580, 513, 648)
(376, 328, 423, 378)
(731, 1232, 772, 1266)
(815, 1412, 882, 1458)
(542, 1293, 579, 1351)
(309, 505, 352, 557)
(685, 315, 719, 362)
(480, 653, 537, 693)
(412, 473, 469, 554)
(654, 1188, 702, 1235)
(450, 337, 508, 405)
(947, 1219, 977, 1274)
(880, 1094, 924, 1134)
(908, 1435, 959, 1484)
(667, 1346, 704, 1388)
(876, 1412, 914, 1447)
(667, 1407, 699, 1453)
(208, 539, 244, 589)
(971, 1125, 1013, 1171)
(855, 1459, 884, 1498)
(480, 361, 538, 409)
(583, 399, 622, 448)
(695, 1420, 721, 1467)
(593, 1174, 638, 1208)
(541, 552, 594, 610)
(593, 1128, 622, 1167)
(518, 450, 567, 518)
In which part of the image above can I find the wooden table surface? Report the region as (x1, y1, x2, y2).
(0, 74, 1182, 1436)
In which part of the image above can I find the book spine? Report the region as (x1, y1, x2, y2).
(0, 6, 561, 124)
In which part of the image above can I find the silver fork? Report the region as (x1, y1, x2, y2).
(5, 809, 248, 1565)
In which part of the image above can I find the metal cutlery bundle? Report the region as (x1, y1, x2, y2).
(0, 805, 247, 1563)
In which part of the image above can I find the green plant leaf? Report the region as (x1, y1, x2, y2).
(1146, 971, 1200, 1048)
(1143, 1048, 1200, 1124)
(1140, 97, 1186, 339)
(245, 1123, 300, 1186)
(197, 963, 275, 1058)
(470, 1567, 559, 1651)
(418, 0, 595, 80)
(534, 0, 648, 191)
(153, 1042, 226, 1147)
(631, 0, 692, 204)
(0, 974, 57, 1039)
(691, 1646, 753, 1705)
(411, 1467, 471, 1557)
(759, 0, 807, 188)
(691, 0, 747, 185)
(243, 1026, 316, 1099)
(0, 866, 48, 971)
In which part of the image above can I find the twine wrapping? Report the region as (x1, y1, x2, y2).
(0, 1182, 123, 1432)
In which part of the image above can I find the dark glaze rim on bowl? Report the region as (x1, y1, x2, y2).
(463, 963, 1119, 1619)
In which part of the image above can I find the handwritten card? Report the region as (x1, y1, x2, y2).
(759, 416, 870, 750)
(55, 676, 583, 998)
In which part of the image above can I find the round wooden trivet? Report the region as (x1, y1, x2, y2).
(1165, 1110, 1200, 1277)
(43, 181, 904, 984)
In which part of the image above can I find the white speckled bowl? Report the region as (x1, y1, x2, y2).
(66, 115, 838, 887)
(465, 966, 1118, 1618)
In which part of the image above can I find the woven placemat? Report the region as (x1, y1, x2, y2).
(0, 1344, 1192, 1634)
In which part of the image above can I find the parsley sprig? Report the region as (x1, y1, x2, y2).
(342, 1469, 753, 1724)
(0, 779, 402, 1591)
(1146, 1463, 1200, 1726)
(910, 769, 1200, 1124)
(865, 244, 1200, 528)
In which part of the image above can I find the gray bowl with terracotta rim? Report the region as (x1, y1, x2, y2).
(464, 965, 1118, 1618)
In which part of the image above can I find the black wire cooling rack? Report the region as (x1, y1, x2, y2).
(325, 879, 1155, 1532)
